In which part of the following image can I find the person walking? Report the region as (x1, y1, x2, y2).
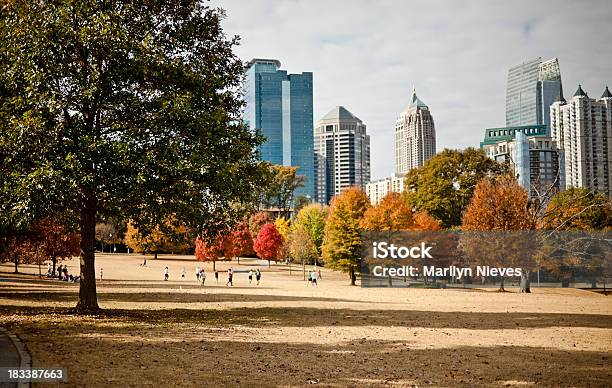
(311, 269, 318, 286)
(181, 267, 186, 281)
(248, 269, 253, 284)
(307, 270, 312, 286)
(57, 264, 63, 279)
(226, 268, 233, 286)
(100, 267, 103, 282)
(47, 263, 51, 276)
(199, 269, 206, 286)
(215, 270, 219, 283)
(195, 266, 200, 281)
(255, 269, 261, 286)
(164, 266, 169, 281)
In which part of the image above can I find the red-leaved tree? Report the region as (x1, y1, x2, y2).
(32, 218, 80, 277)
(195, 230, 233, 272)
(231, 221, 253, 264)
(254, 223, 283, 268)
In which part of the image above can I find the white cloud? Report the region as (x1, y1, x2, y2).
(211, 0, 612, 179)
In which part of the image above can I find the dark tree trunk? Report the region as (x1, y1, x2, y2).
(521, 269, 531, 293)
(350, 268, 356, 286)
(52, 255, 57, 276)
(213, 260, 216, 272)
(13, 256, 18, 273)
(154, 252, 158, 260)
(302, 259, 305, 281)
(498, 276, 505, 292)
(75, 196, 100, 314)
(268, 260, 271, 269)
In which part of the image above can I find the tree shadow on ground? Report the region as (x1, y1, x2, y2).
(1, 304, 610, 330)
(6, 318, 611, 388)
(0, 291, 364, 304)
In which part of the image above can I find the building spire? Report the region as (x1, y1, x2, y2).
(573, 84, 587, 97)
(601, 86, 612, 99)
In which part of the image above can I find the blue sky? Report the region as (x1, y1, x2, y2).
(212, 0, 612, 179)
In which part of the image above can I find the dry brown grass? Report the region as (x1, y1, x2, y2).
(1, 253, 611, 387)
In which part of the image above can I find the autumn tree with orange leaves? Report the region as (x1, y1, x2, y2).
(461, 175, 537, 291)
(361, 192, 413, 231)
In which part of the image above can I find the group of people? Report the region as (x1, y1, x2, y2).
(47, 263, 80, 283)
(161, 266, 263, 286)
(307, 269, 321, 286)
(247, 269, 262, 286)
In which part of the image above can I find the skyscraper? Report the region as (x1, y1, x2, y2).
(314, 106, 370, 204)
(550, 85, 612, 197)
(244, 59, 314, 199)
(394, 88, 436, 174)
(505, 57, 563, 132)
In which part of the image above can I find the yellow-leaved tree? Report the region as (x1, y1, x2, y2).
(322, 187, 370, 285)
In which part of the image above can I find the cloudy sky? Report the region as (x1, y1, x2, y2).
(211, 0, 612, 179)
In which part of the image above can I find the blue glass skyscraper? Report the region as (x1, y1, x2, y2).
(505, 57, 563, 134)
(244, 59, 314, 199)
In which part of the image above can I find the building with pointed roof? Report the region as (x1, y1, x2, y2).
(394, 88, 436, 174)
(314, 106, 370, 204)
(550, 85, 612, 197)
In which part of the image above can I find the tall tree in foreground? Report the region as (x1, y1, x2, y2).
(404, 148, 508, 228)
(0, 1, 267, 312)
(322, 187, 370, 285)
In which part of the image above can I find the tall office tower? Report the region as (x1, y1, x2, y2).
(394, 88, 436, 174)
(244, 59, 314, 199)
(481, 125, 564, 198)
(506, 57, 563, 132)
(314, 106, 370, 204)
(550, 85, 612, 197)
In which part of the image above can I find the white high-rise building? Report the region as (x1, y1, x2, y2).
(314, 106, 370, 204)
(550, 85, 612, 197)
(395, 88, 436, 174)
(365, 173, 405, 205)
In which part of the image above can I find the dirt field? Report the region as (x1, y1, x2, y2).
(1, 253, 611, 387)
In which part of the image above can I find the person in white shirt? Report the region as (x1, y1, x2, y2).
(311, 270, 318, 286)
(164, 267, 169, 281)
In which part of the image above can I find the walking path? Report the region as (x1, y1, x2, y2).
(0, 327, 31, 388)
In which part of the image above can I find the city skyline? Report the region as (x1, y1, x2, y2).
(211, 0, 612, 179)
